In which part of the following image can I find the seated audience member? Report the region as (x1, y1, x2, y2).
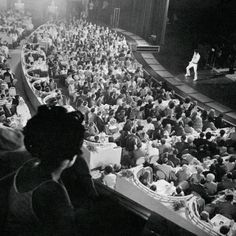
(16, 97, 31, 128)
(215, 129, 227, 144)
(143, 117, 155, 138)
(174, 121, 185, 137)
(94, 110, 106, 133)
(113, 164, 121, 173)
(102, 165, 117, 189)
(174, 135, 188, 155)
(219, 225, 230, 236)
(184, 121, 195, 135)
(4, 105, 86, 236)
(190, 178, 212, 203)
(191, 111, 203, 132)
(215, 157, 227, 182)
(115, 121, 132, 148)
(182, 153, 200, 166)
(0, 126, 24, 154)
(215, 113, 225, 129)
(121, 134, 144, 167)
(150, 184, 157, 192)
(0, 125, 31, 179)
(200, 211, 213, 226)
(106, 118, 119, 135)
(217, 172, 236, 192)
(225, 155, 236, 172)
(194, 132, 207, 149)
(176, 164, 191, 184)
(163, 123, 173, 138)
(190, 166, 205, 185)
(204, 173, 217, 196)
(139, 170, 152, 187)
(218, 140, 229, 156)
(172, 186, 185, 196)
(156, 158, 176, 182)
(167, 149, 180, 167)
(87, 121, 99, 137)
(203, 163, 217, 177)
(213, 191, 236, 221)
(187, 135, 196, 150)
(158, 138, 172, 155)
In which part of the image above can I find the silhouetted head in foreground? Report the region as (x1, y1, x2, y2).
(23, 105, 85, 171)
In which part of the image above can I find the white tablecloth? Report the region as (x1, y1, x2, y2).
(82, 143, 122, 170)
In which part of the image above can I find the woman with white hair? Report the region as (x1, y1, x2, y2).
(190, 165, 205, 184)
(106, 118, 119, 135)
(204, 173, 217, 195)
(191, 111, 203, 132)
(16, 97, 31, 128)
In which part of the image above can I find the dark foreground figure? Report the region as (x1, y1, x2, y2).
(0, 105, 145, 236)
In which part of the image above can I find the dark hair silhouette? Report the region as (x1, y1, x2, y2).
(24, 105, 85, 171)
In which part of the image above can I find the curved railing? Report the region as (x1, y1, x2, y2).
(131, 165, 193, 203)
(119, 166, 222, 235)
(21, 23, 61, 110)
(185, 197, 220, 236)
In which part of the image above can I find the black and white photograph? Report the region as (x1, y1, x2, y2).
(0, 0, 236, 235)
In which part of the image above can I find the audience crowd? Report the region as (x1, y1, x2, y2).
(0, 9, 33, 48)
(0, 10, 32, 129)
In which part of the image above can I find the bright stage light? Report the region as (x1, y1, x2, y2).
(48, 0, 58, 16)
(15, 0, 25, 13)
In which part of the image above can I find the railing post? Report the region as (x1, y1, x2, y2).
(160, 0, 170, 45)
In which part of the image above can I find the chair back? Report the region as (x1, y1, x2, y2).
(155, 170, 166, 180)
(150, 155, 159, 164)
(143, 166, 153, 184)
(136, 156, 145, 166)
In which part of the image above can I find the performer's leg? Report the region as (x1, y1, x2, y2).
(193, 64, 198, 81)
(185, 63, 192, 76)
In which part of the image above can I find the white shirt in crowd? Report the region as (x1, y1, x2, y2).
(103, 173, 117, 189)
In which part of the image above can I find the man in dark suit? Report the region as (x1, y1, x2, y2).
(174, 135, 189, 155)
(217, 172, 236, 191)
(3, 68, 14, 87)
(3, 103, 15, 118)
(94, 110, 106, 132)
(194, 132, 207, 149)
(213, 192, 236, 221)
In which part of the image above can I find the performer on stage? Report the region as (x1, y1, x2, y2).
(185, 49, 201, 81)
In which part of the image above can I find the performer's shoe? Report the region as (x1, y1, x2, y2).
(185, 74, 190, 77)
(193, 78, 198, 81)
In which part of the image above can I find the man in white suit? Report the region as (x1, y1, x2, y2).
(185, 49, 201, 81)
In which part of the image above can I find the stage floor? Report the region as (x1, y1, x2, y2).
(174, 69, 236, 110)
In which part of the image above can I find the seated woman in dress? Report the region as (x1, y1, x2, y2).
(4, 105, 86, 236)
(106, 117, 119, 135)
(121, 134, 145, 167)
(102, 165, 117, 189)
(87, 121, 99, 137)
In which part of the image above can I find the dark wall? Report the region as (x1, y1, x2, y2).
(114, 0, 168, 44)
(169, 0, 236, 43)
(95, 0, 168, 44)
